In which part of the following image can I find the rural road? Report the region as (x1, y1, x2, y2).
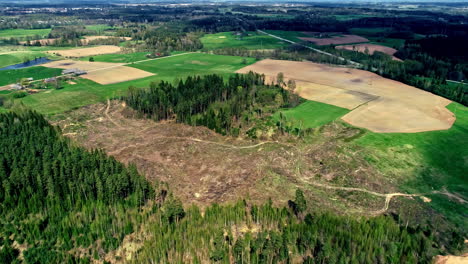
(256, 30, 363, 67)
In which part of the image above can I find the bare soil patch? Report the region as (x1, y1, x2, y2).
(52, 101, 394, 211)
(336, 44, 402, 61)
(43, 59, 153, 84)
(434, 253, 468, 264)
(299, 35, 369, 46)
(82, 66, 154, 85)
(237, 59, 454, 133)
(46, 45, 121, 57)
(43, 59, 124, 71)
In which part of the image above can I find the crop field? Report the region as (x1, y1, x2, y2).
(46, 45, 122, 57)
(0, 51, 47, 68)
(0, 66, 62, 86)
(336, 44, 401, 61)
(299, 34, 369, 46)
(15, 53, 255, 114)
(0, 28, 51, 39)
(201, 31, 287, 50)
(272, 100, 350, 129)
(79, 52, 149, 63)
(237, 59, 454, 133)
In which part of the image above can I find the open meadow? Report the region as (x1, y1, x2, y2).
(13, 53, 255, 114)
(201, 31, 287, 50)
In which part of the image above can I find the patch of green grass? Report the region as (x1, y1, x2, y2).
(273, 100, 349, 129)
(334, 14, 381, 21)
(85, 24, 115, 33)
(0, 28, 51, 39)
(129, 53, 256, 80)
(356, 103, 467, 226)
(201, 31, 287, 50)
(368, 37, 405, 49)
(0, 66, 62, 86)
(79, 52, 149, 63)
(0, 52, 47, 68)
(17, 53, 255, 115)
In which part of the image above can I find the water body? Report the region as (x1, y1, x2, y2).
(0, 57, 51, 71)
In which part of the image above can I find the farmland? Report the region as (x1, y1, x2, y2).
(0, 28, 51, 39)
(201, 31, 287, 50)
(0, 2, 467, 263)
(0, 51, 47, 68)
(0, 66, 61, 86)
(14, 53, 255, 114)
(272, 100, 350, 129)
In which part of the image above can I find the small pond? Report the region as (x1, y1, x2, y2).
(0, 57, 51, 71)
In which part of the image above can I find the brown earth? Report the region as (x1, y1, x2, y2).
(42, 59, 154, 84)
(236, 59, 455, 133)
(46, 45, 121, 57)
(82, 66, 154, 85)
(434, 253, 468, 264)
(336, 43, 402, 61)
(81, 35, 132, 44)
(299, 35, 369, 46)
(52, 100, 395, 211)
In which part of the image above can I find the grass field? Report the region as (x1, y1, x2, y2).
(0, 28, 51, 39)
(348, 28, 405, 48)
(0, 66, 62, 86)
(356, 103, 467, 226)
(273, 100, 349, 129)
(0, 51, 47, 68)
(79, 52, 149, 63)
(201, 31, 287, 50)
(16, 53, 255, 115)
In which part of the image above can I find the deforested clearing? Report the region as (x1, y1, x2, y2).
(336, 43, 402, 61)
(237, 59, 455, 133)
(299, 34, 369, 45)
(46, 45, 122, 57)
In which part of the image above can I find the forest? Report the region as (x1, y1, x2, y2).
(0, 110, 463, 263)
(123, 72, 301, 136)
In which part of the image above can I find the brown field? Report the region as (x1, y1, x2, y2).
(43, 59, 124, 71)
(81, 35, 132, 44)
(299, 35, 369, 46)
(434, 254, 468, 264)
(42, 59, 154, 85)
(336, 44, 402, 61)
(46, 45, 121, 57)
(52, 100, 395, 210)
(82, 66, 154, 85)
(237, 59, 455, 133)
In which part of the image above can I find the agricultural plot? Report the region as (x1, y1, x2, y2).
(272, 101, 350, 129)
(0, 51, 46, 68)
(336, 44, 402, 61)
(79, 52, 150, 63)
(17, 53, 255, 114)
(201, 31, 286, 50)
(46, 45, 122, 57)
(299, 34, 369, 46)
(0, 66, 61, 86)
(237, 59, 454, 133)
(0, 28, 51, 39)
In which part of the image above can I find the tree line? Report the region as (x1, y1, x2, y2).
(123, 73, 301, 136)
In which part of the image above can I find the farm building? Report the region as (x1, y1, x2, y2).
(44, 77, 57, 83)
(62, 68, 87, 75)
(10, 83, 23, 90)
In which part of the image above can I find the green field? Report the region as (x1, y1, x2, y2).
(15, 53, 254, 115)
(0, 51, 47, 68)
(273, 100, 349, 129)
(356, 103, 467, 226)
(79, 52, 149, 63)
(201, 31, 287, 50)
(85, 24, 115, 32)
(0, 28, 51, 39)
(0, 66, 62, 86)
